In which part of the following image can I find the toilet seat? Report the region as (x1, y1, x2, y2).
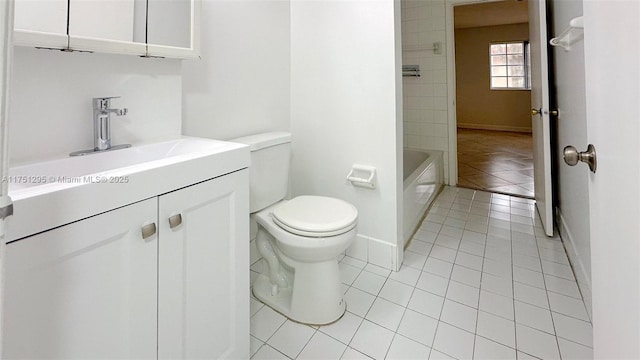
(271, 196, 358, 237)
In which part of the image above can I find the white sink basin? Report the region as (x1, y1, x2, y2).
(9, 137, 237, 192)
(6, 136, 249, 242)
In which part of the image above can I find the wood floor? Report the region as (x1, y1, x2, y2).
(457, 128, 534, 198)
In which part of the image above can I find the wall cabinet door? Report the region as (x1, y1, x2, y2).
(14, 0, 199, 58)
(13, 0, 68, 48)
(68, 0, 147, 55)
(3, 198, 158, 359)
(158, 170, 249, 359)
(146, 0, 200, 59)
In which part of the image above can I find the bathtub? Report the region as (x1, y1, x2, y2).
(403, 149, 443, 245)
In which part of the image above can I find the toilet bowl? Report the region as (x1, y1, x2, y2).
(230, 132, 358, 325)
(252, 196, 357, 325)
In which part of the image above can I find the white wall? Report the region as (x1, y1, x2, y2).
(549, 0, 591, 320)
(181, 0, 290, 141)
(181, 0, 290, 272)
(454, 23, 532, 133)
(290, 0, 403, 270)
(402, 0, 450, 183)
(9, 47, 182, 165)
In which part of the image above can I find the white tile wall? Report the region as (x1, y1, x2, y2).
(401, 0, 450, 183)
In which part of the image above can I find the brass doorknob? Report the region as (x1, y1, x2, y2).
(531, 108, 541, 116)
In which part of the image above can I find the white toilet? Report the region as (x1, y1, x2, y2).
(232, 132, 358, 325)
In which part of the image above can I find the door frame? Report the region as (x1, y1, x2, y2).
(444, 0, 504, 186)
(444, 0, 532, 187)
(0, 0, 15, 356)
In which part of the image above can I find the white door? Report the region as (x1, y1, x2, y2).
(158, 170, 250, 360)
(3, 198, 158, 359)
(583, 2, 640, 357)
(529, 0, 554, 236)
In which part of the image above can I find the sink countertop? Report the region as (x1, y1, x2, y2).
(5, 136, 250, 242)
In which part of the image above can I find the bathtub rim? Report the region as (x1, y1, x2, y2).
(402, 148, 444, 245)
(403, 148, 443, 190)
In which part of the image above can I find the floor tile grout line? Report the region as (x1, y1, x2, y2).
(471, 190, 489, 359)
(430, 190, 477, 359)
(316, 309, 364, 347)
(325, 261, 370, 355)
(422, 191, 460, 359)
(537, 233, 565, 360)
(293, 327, 320, 359)
(349, 267, 400, 359)
(253, 341, 293, 360)
(509, 196, 522, 358)
(336, 291, 368, 357)
(554, 333, 595, 350)
(382, 266, 419, 360)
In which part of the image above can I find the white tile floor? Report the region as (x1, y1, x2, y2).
(249, 186, 593, 360)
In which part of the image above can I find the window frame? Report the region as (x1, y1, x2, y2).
(489, 41, 531, 91)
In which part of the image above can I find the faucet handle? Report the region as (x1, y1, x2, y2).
(93, 96, 121, 110)
(93, 96, 120, 100)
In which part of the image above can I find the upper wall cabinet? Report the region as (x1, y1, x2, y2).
(68, 0, 147, 56)
(147, 0, 200, 58)
(13, 0, 68, 49)
(13, 0, 200, 59)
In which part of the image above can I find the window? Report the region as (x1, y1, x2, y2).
(489, 41, 530, 90)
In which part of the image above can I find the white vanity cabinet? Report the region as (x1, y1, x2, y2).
(3, 169, 249, 359)
(3, 198, 159, 359)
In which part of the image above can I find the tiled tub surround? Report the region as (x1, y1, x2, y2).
(402, 0, 450, 184)
(250, 187, 592, 359)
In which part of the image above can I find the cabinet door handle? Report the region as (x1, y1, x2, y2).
(141, 222, 157, 239)
(169, 214, 183, 229)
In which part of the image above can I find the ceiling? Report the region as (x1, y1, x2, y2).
(454, 0, 529, 29)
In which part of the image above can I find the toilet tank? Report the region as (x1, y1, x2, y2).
(230, 132, 292, 213)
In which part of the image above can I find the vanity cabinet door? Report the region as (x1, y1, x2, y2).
(158, 170, 249, 360)
(3, 198, 158, 359)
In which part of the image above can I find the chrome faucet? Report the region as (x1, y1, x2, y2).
(70, 97, 131, 156)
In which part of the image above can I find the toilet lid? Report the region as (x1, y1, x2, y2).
(271, 196, 358, 237)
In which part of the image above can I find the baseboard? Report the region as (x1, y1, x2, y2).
(557, 208, 593, 320)
(457, 123, 532, 133)
(347, 234, 399, 271)
(346, 234, 368, 261)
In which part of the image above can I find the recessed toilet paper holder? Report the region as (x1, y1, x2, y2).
(346, 164, 377, 189)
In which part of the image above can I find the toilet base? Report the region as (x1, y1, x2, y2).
(251, 204, 354, 325)
(252, 275, 293, 317)
(252, 269, 346, 326)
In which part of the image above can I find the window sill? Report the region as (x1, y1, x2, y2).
(490, 88, 532, 92)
